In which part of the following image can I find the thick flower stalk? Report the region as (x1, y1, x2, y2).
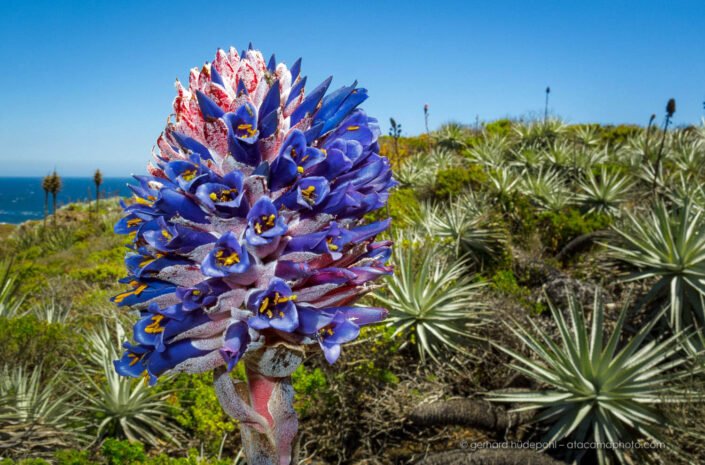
(112, 45, 394, 464)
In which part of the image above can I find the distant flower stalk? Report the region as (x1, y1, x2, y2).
(112, 45, 395, 464)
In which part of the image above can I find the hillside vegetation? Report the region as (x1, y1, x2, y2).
(2, 117, 705, 465)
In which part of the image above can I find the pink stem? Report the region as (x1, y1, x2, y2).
(214, 345, 303, 465)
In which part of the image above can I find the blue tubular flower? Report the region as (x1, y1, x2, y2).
(247, 278, 299, 332)
(202, 232, 250, 277)
(277, 176, 330, 211)
(225, 102, 259, 144)
(114, 46, 395, 385)
(145, 337, 221, 385)
(316, 313, 359, 364)
(112, 278, 175, 307)
(164, 157, 211, 192)
(154, 188, 208, 223)
(141, 217, 215, 254)
(245, 197, 287, 247)
(176, 279, 228, 311)
(269, 130, 325, 190)
(114, 341, 151, 377)
(195, 171, 248, 218)
(125, 247, 188, 278)
(220, 321, 251, 371)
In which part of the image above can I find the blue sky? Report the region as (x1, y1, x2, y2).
(0, 0, 703, 176)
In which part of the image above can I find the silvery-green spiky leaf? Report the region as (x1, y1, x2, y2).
(607, 200, 705, 330)
(418, 193, 504, 264)
(488, 291, 694, 465)
(468, 134, 510, 169)
(81, 320, 183, 446)
(0, 260, 24, 318)
(372, 233, 487, 363)
(520, 168, 573, 211)
(577, 167, 634, 216)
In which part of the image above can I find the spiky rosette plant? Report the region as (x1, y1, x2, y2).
(111, 45, 395, 464)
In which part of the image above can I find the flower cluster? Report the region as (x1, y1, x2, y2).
(113, 45, 394, 384)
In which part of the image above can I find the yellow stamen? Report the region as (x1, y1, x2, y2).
(113, 282, 148, 304)
(301, 185, 316, 204)
(237, 123, 257, 137)
(297, 166, 304, 174)
(145, 314, 165, 334)
(258, 297, 270, 314)
(220, 252, 240, 266)
(181, 169, 197, 181)
(127, 218, 142, 227)
(192, 289, 201, 296)
(326, 237, 339, 251)
(134, 196, 153, 206)
(161, 229, 172, 240)
(128, 353, 140, 366)
(347, 125, 360, 131)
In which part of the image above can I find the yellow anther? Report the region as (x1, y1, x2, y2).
(113, 282, 148, 304)
(259, 297, 270, 314)
(127, 218, 142, 227)
(145, 314, 165, 334)
(254, 222, 262, 234)
(128, 353, 140, 366)
(134, 196, 153, 206)
(301, 185, 316, 204)
(237, 123, 257, 137)
(222, 252, 240, 266)
(161, 229, 172, 240)
(326, 237, 339, 251)
(209, 192, 218, 201)
(347, 125, 360, 131)
(297, 166, 304, 174)
(192, 289, 201, 296)
(181, 169, 197, 181)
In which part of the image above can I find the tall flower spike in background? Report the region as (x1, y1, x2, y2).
(112, 45, 395, 464)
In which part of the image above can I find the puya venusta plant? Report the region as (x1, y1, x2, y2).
(111, 45, 394, 464)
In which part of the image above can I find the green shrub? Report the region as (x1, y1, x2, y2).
(167, 372, 236, 453)
(144, 449, 230, 465)
(69, 263, 124, 285)
(598, 124, 642, 147)
(537, 208, 611, 254)
(484, 118, 513, 137)
(0, 315, 77, 369)
(433, 165, 487, 198)
(55, 449, 97, 465)
(366, 187, 419, 230)
(101, 438, 146, 465)
(292, 366, 328, 416)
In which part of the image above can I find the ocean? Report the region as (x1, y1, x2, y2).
(0, 177, 133, 224)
